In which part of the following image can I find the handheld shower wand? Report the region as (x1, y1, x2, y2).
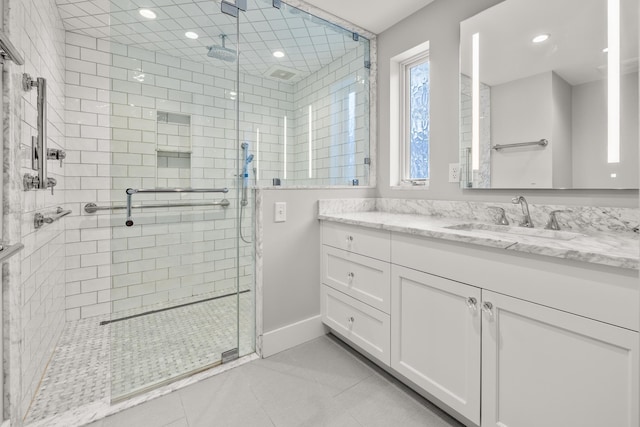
(241, 143, 254, 207)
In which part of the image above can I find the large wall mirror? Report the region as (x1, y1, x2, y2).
(459, 0, 638, 189)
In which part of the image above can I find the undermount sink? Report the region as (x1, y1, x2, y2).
(445, 223, 584, 241)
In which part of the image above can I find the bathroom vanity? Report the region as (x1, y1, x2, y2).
(319, 201, 638, 427)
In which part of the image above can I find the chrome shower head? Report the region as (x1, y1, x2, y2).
(207, 34, 236, 62)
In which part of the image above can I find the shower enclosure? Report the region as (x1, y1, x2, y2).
(19, 0, 371, 422)
(99, 0, 370, 400)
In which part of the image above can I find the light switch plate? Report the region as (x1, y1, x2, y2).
(274, 202, 286, 222)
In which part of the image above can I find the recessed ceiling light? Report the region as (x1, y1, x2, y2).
(602, 47, 609, 53)
(185, 31, 199, 40)
(532, 34, 550, 43)
(273, 51, 285, 58)
(139, 9, 157, 20)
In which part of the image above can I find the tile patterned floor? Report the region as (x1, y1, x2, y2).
(85, 335, 465, 427)
(25, 292, 254, 424)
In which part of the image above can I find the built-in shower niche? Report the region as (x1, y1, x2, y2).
(156, 111, 192, 188)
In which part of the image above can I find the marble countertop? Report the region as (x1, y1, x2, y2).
(318, 211, 639, 270)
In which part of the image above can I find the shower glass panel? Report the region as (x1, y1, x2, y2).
(106, 1, 252, 401)
(241, 0, 371, 187)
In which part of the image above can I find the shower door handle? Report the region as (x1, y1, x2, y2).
(124, 187, 230, 227)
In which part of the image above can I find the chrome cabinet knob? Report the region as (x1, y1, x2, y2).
(346, 235, 354, 243)
(466, 297, 478, 311)
(347, 272, 355, 280)
(482, 301, 494, 316)
(347, 316, 355, 325)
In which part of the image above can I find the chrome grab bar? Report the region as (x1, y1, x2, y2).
(492, 139, 548, 151)
(34, 207, 72, 229)
(84, 199, 230, 214)
(125, 187, 229, 227)
(0, 243, 24, 263)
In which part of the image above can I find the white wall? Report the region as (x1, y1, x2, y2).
(376, 0, 638, 206)
(551, 72, 572, 188)
(261, 188, 374, 333)
(490, 71, 572, 188)
(491, 72, 553, 188)
(4, 0, 67, 421)
(572, 72, 639, 189)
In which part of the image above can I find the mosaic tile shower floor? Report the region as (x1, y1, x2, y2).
(25, 292, 254, 424)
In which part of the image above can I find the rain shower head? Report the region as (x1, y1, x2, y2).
(207, 34, 236, 62)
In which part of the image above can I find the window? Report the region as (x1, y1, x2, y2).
(403, 54, 430, 182)
(389, 40, 430, 188)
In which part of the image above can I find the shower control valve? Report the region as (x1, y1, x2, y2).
(23, 174, 40, 191)
(47, 148, 66, 167)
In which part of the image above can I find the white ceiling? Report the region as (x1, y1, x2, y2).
(303, 0, 435, 34)
(55, 0, 368, 83)
(460, 0, 639, 87)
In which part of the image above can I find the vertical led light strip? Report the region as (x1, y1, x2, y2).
(308, 105, 313, 178)
(283, 116, 287, 179)
(472, 32, 480, 171)
(256, 128, 260, 180)
(607, 0, 620, 163)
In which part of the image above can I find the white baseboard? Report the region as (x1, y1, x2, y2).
(261, 315, 326, 357)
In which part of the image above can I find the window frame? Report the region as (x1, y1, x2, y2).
(399, 50, 430, 186)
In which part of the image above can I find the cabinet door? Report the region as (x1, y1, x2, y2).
(391, 265, 481, 425)
(481, 290, 639, 427)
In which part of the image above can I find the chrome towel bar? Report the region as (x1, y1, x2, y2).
(34, 207, 72, 229)
(492, 139, 548, 151)
(125, 187, 229, 227)
(84, 199, 230, 214)
(125, 187, 229, 195)
(0, 30, 24, 65)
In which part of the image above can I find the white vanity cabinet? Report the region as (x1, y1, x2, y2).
(391, 265, 481, 425)
(481, 290, 639, 427)
(320, 220, 639, 427)
(320, 222, 392, 365)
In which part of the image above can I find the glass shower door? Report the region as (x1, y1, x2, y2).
(105, 1, 249, 401)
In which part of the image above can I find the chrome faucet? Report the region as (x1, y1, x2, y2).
(488, 206, 509, 226)
(511, 196, 533, 228)
(545, 210, 572, 230)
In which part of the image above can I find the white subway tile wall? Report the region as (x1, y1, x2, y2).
(9, 0, 67, 418)
(291, 44, 370, 185)
(65, 34, 265, 319)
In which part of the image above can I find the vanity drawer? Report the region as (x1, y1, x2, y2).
(322, 245, 391, 313)
(321, 285, 391, 366)
(322, 221, 390, 261)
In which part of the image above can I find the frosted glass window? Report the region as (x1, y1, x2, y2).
(408, 60, 430, 180)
